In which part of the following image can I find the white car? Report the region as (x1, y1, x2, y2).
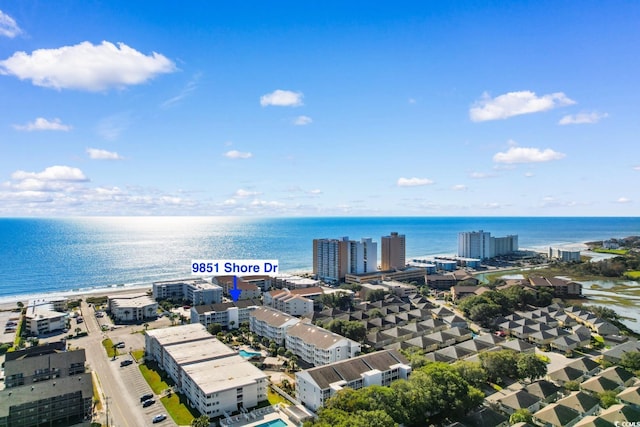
(152, 414, 167, 423)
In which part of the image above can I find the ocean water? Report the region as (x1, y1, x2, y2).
(0, 216, 638, 302)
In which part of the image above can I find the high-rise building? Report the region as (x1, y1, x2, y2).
(349, 238, 378, 274)
(458, 230, 492, 259)
(457, 230, 518, 259)
(313, 236, 378, 282)
(381, 232, 406, 270)
(313, 237, 350, 283)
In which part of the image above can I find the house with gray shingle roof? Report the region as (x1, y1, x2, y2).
(599, 366, 636, 387)
(566, 357, 601, 377)
(581, 375, 624, 395)
(496, 390, 542, 415)
(533, 403, 581, 427)
(548, 365, 585, 385)
(524, 379, 560, 403)
(556, 391, 600, 417)
(617, 385, 640, 408)
(598, 404, 640, 424)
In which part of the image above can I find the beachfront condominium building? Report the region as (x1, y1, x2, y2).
(313, 236, 377, 283)
(152, 278, 223, 305)
(458, 230, 518, 259)
(295, 350, 411, 412)
(349, 238, 378, 275)
(549, 247, 581, 262)
(145, 324, 268, 417)
(0, 342, 93, 427)
(381, 232, 406, 270)
(313, 237, 350, 283)
(24, 298, 68, 336)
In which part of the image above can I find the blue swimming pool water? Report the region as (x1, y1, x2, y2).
(254, 419, 287, 427)
(239, 349, 261, 358)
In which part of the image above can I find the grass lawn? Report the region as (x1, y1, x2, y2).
(593, 248, 628, 255)
(131, 349, 145, 362)
(92, 372, 102, 412)
(267, 387, 289, 405)
(139, 363, 171, 394)
(160, 392, 199, 425)
(625, 271, 640, 279)
(101, 338, 116, 358)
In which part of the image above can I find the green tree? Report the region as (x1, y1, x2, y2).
(207, 323, 222, 335)
(509, 409, 533, 425)
(277, 346, 286, 356)
(453, 360, 488, 388)
(191, 414, 210, 427)
(620, 351, 640, 372)
(468, 303, 502, 327)
(599, 390, 618, 409)
(516, 353, 548, 382)
(480, 350, 519, 383)
(366, 289, 387, 302)
(564, 380, 580, 391)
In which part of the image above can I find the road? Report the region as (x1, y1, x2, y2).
(77, 300, 175, 427)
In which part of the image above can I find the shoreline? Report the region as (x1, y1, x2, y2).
(0, 239, 609, 308)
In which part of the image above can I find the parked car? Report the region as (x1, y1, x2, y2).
(115, 342, 125, 348)
(120, 359, 133, 367)
(142, 399, 156, 407)
(140, 393, 154, 402)
(152, 414, 167, 423)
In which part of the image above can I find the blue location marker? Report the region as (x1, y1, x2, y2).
(229, 276, 242, 302)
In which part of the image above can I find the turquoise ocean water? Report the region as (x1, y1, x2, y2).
(0, 216, 638, 302)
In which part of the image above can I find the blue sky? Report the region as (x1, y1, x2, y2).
(0, 1, 638, 216)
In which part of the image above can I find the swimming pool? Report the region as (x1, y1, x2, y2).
(239, 349, 262, 358)
(253, 419, 287, 427)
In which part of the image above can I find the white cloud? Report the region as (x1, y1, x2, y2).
(452, 184, 467, 191)
(222, 199, 237, 206)
(0, 10, 21, 38)
(634, 166, 640, 171)
(470, 90, 575, 122)
(224, 150, 253, 159)
(87, 148, 123, 160)
(524, 172, 535, 177)
(308, 189, 322, 195)
(469, 172, 494, 179)
(294, 115, 312, 125)
(13, 117, 72, 131)
(12, 166, 88, 182)
(493, 146, 566, 164)
(251, 199, 286, 208)
(616, 197, 631, 204)
(260, 89, 303, 107)
(559, 112, 608, 125)
(161, 72, 201, 109)
(234, 189, 261, 198)
(0, 41, 176, 91)
(397, 177, 434, 187)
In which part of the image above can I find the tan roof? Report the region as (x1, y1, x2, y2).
(286, 322, 355, 349)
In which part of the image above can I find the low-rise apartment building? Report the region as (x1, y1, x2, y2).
(295, 350, 411, 411)
(263, 288, 315, 316)
(285, 322, 361, 367)
(145, 324, 268, 417)
(108, 293, 158, 323)
(190, 300, 260, 330)
(24, 298, 68, 336)
(249, 307, 300, 345)
(153, 278, 223, 305)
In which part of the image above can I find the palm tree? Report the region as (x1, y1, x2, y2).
(75, 327, 82, 336)
(191, 415, 210, 427)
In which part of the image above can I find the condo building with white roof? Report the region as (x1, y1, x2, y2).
(145, 324, 267, 417)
